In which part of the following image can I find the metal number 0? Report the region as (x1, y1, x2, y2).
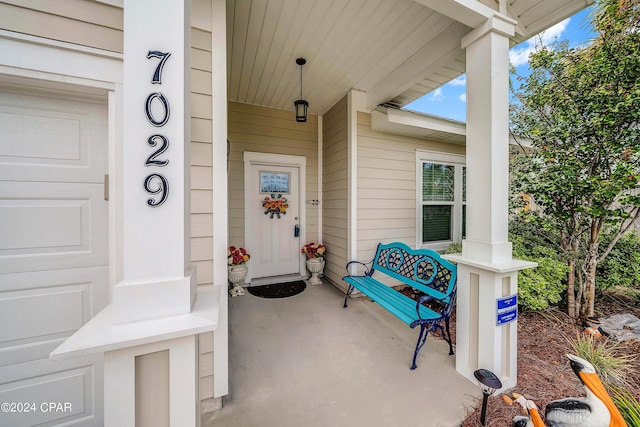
(145, 92, 170, 127)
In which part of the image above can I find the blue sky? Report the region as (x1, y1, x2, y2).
(403, 6, 598, 122)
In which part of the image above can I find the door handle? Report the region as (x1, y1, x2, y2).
(294, 224, 300, 237)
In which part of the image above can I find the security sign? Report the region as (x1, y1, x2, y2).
(496, 294, 518, 325)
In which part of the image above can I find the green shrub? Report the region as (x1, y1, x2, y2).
(441, 243, 462, 255)
(510, 219, 568, 311)
(513, 242, 568, 311)
(597, 230, 640, 291)
(441, 220, 568, 311)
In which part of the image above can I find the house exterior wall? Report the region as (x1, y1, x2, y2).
(356, 111, 465, 287)
(189, 1, 217, 406)
(0, 0, 123, 53)
(356, 111, 465, 251)
(227, 101, 319, 247)
(321, 96, 349, 291)
(0, 0, 219, 415)
(319, 101, 465, 293)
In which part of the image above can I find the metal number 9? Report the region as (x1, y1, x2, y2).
(144, 173, 169, 207)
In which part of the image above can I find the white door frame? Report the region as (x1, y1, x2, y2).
(243, 151, 307, 283)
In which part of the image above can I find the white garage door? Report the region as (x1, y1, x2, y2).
(0, 85, 108, 426)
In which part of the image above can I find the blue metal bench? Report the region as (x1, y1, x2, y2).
(342, 242, 457, 370)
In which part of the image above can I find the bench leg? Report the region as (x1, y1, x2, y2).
(343, 284, 354, 308)
(411, 324, 429, 370)
(444, 318, 454, 356)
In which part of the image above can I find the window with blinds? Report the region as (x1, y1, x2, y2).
(422, 163, 454, 242)
(418, 156, 466, 247)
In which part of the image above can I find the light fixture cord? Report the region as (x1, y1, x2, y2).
(299, 62, 303, 100)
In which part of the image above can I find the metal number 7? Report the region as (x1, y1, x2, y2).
(147, 51, 171, 84)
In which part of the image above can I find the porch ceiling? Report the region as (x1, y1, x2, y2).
(227, 0, 593, 117)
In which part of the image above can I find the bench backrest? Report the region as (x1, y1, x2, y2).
(372, 242, 457, 301)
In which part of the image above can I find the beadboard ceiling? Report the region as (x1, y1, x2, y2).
(227, 0, 593, 116)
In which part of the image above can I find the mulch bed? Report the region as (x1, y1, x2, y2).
(398, 286, 640, 426)
(460, 291, 640, 426)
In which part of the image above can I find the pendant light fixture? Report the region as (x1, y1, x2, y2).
(294, 57, 308, 122)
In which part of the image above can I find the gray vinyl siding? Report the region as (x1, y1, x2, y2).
(0, 0, 123, 53)
(321, 96, 349, 291)
(190, 4, 215, 406)
(227, 101, 319, 247)
(356, 111, 465, 260)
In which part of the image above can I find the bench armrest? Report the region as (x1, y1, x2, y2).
(345, 260, 374, 277)
(415, 294, 447, 321)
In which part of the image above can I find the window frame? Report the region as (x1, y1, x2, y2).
(415, 150, 466, 251)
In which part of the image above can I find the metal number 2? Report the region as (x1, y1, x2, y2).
(147, 51, 171, 84)
(144, 173, 169, 207)
(146, 134, 169, 166)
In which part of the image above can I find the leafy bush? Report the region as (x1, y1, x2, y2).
(597, 230, 640, 291)
(441, 243, 461, 255)
(442, 219, 568, 311)
(510, 219, 568, 311)
(512, 241, 568, 311)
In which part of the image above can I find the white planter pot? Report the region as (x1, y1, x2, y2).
(306, 258, 325, 285)
(228, 265, 248, 296)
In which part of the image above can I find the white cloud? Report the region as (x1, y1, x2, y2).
(430, 87, 444, 101)
(450, 75, 466, 87)
(540, 18, 571, 44)
(509, 18, 570, 67)
(459, 94, 466, 103)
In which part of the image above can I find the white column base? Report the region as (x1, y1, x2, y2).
(444, 254, 536, 391)
(51, 287, 220, 426)
(112, 270, 197, 323)
(462, 239, 512, 264)
(104, 335, 198, 427)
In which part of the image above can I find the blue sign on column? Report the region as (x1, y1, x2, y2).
(496, 295, 518, 325)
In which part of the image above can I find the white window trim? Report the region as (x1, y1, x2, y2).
(415, 150, 466, 251)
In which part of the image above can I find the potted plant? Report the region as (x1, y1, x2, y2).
(302, 242, 326, 285)
(228, 246, 250, 296)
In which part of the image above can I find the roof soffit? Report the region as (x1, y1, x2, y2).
(412, 0, 496, 28)
(226, 0, 593, 116)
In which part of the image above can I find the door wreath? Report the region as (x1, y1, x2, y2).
(263, 193, 288, 218)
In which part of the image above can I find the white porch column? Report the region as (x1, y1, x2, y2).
(51, 1, 219, 425)
(444, 15, 535, 391)
(113, 0, 195, 322)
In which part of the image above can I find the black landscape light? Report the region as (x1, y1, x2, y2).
(474, 368, 502, 426)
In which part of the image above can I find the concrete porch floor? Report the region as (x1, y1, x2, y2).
(203, 281, 482, 427)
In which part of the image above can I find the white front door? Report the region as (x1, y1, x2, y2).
(246, 155, 303, 280)
(0, 85, 108, 426)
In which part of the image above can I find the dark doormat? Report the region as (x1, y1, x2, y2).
(247, 281, 306, 299)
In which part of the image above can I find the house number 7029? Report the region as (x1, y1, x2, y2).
(144, 50, 171, 207)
